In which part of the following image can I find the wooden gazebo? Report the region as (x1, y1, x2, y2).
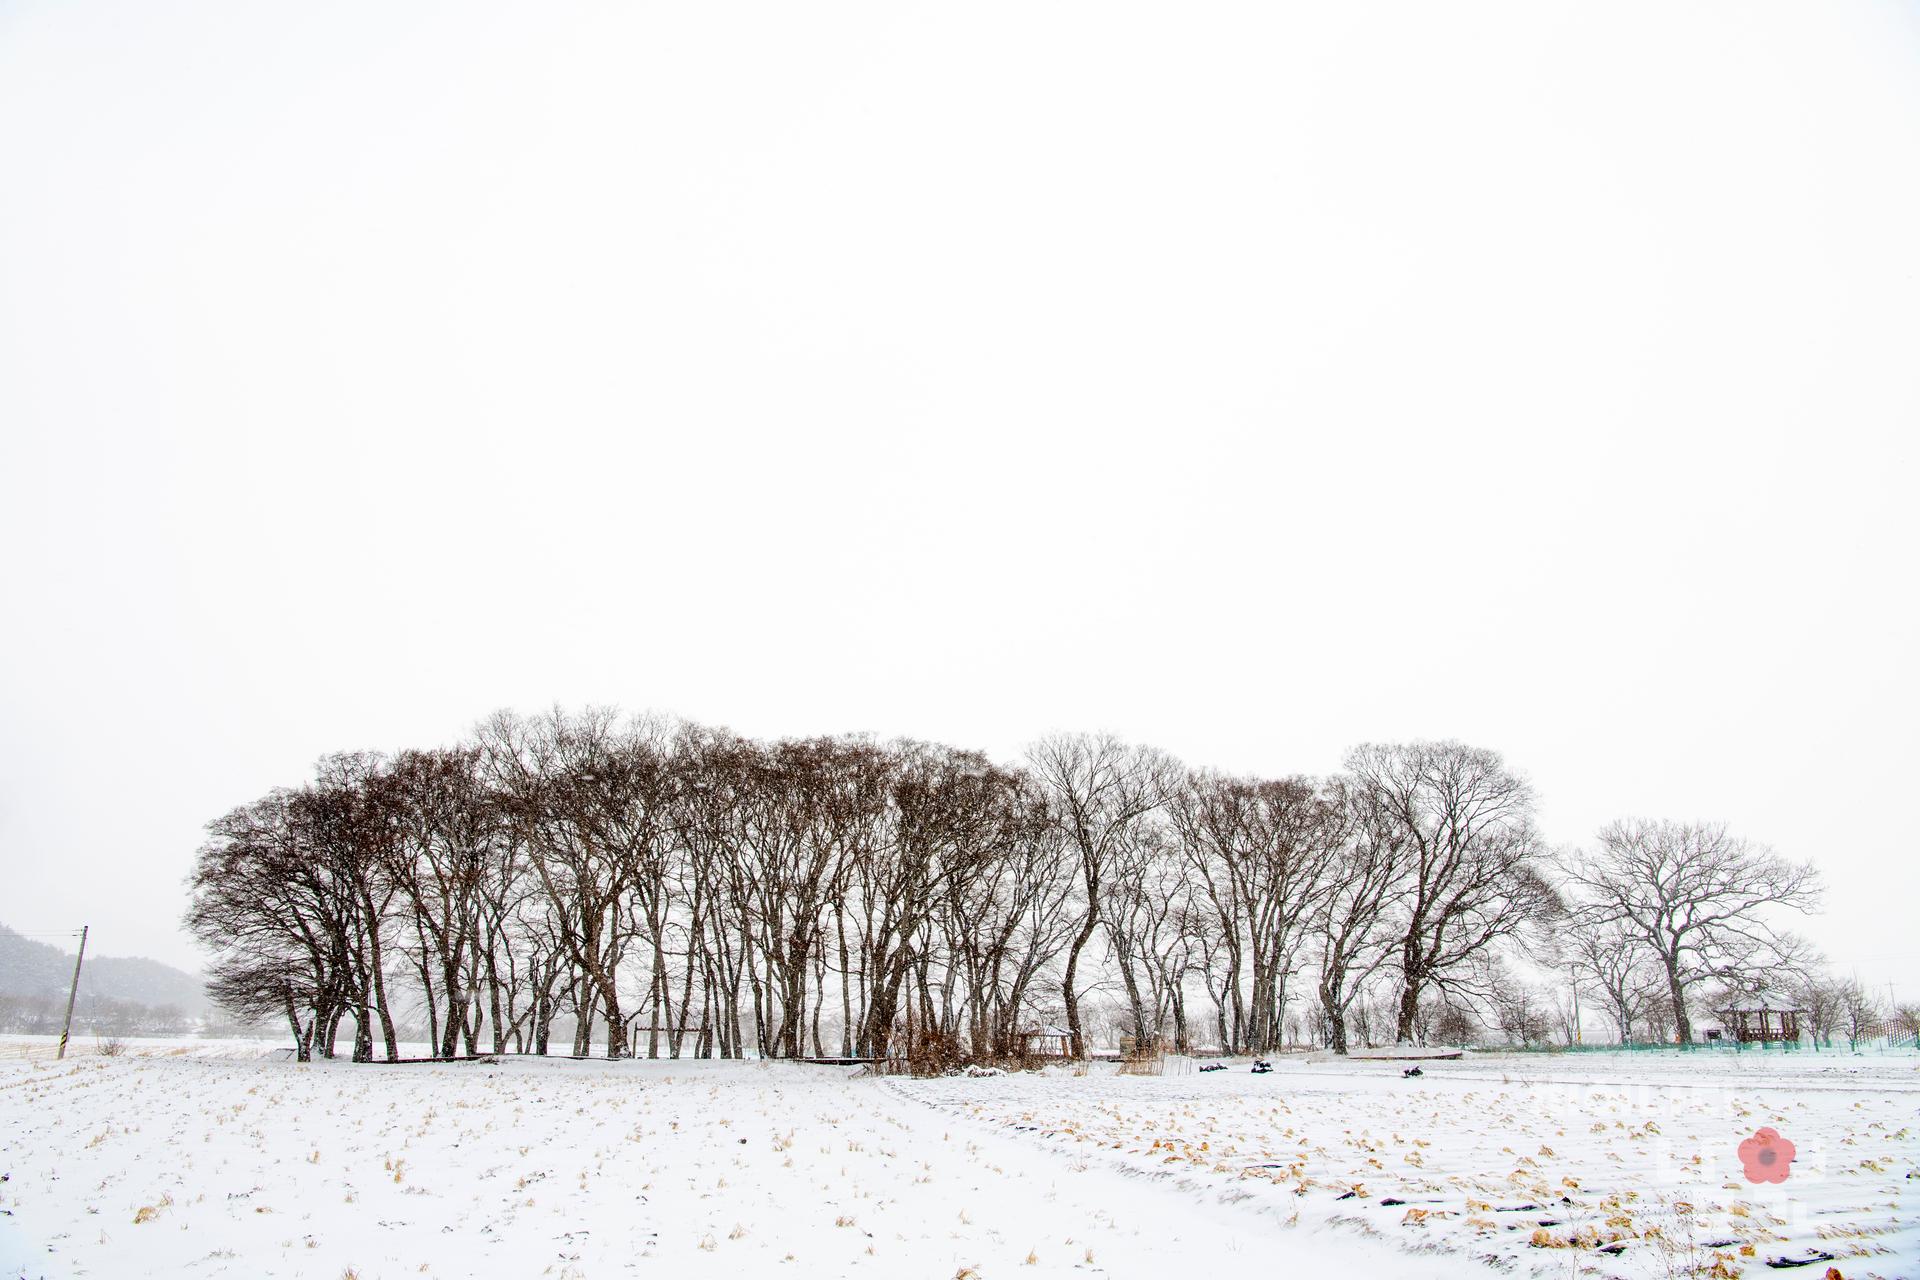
(1716, 1006, 1804, 1044)
(1018, 1024, 1073, 1059)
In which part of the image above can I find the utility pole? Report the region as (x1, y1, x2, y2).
(57, 925, 89, 1060)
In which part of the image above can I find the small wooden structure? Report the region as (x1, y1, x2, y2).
(1117, 1033, 1166, 1076)
(1018, 1024, 1073, 1059)
(1715, 1006, 1804, 1044)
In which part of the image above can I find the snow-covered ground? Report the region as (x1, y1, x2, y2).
(2, 1040, 1915, 1279)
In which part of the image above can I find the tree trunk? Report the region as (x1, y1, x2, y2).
(1274, 969, 1289, 1053)
(366, 917, 398, 1062)
(420, 962, 440, 1059)
(488, 959, 507, 1055)
(440, 958, 466, 1059)
(1062, 912, 1099, 1058)
(1116, 951, 1151, 1047)
(837, 912, 854, 1059)
(1320, 967, 1349, 1055)
(321, 1003, 342, 1059)
(1248, 949, 1272, 1053)
(670, 925, 700, 1060)
(649, 927, 669, 1060)
(284, 990, 314, 1063)
(589, 963, 625, 1059)
(351, 995, 373, 1063)
(1666, 957, 1691, 1044)
(1394, 959, 1424, 1045)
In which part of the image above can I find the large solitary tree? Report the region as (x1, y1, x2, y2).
(1561, 819, 1821, 1043)
(1346, 741, 1560, 1043)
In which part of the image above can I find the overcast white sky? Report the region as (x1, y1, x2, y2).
(1, 2, 1916, 997)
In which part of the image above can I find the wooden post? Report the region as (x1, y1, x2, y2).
(57, 925, 89, 1061)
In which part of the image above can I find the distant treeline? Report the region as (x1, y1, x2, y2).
(185, 710, 1824, 1063)
(0, 992, 193, 1037)
(0, 922, 212, 1037)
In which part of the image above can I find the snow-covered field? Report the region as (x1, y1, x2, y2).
(2, 1039, 1915, 1279)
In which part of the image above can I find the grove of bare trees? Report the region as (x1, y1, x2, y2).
(184, 712, 1833, 1063)
(1559, 820, 1822, 1044)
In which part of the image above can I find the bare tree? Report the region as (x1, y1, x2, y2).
(188, 780, 382, 1062)
(1561, 819, 1821, 1043)
(1167, 772, 1343, 1053)
(1561, 915, 1662, 1044)
(386, 747, 502, 1057)
(1794, 973, 1847, 1044)
(1837, 977, 1883, 1042)
(1026, 733, 1176, 1058)
(1103, 821, 1183, 1048)
(1485, 964, 1554, 1047)
(1313, 781, 1407, 1054)
(304, 754, 407, 1062)
(846, 742, 1025, 1058)
(1430, 1000, 1478, 1047)
(944, 792, 1073, 1058)
(1346, 741, 1559, 1043)
(482, 709, 672, 1059)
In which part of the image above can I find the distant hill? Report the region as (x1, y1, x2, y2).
(0, 922, 209, 1016)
